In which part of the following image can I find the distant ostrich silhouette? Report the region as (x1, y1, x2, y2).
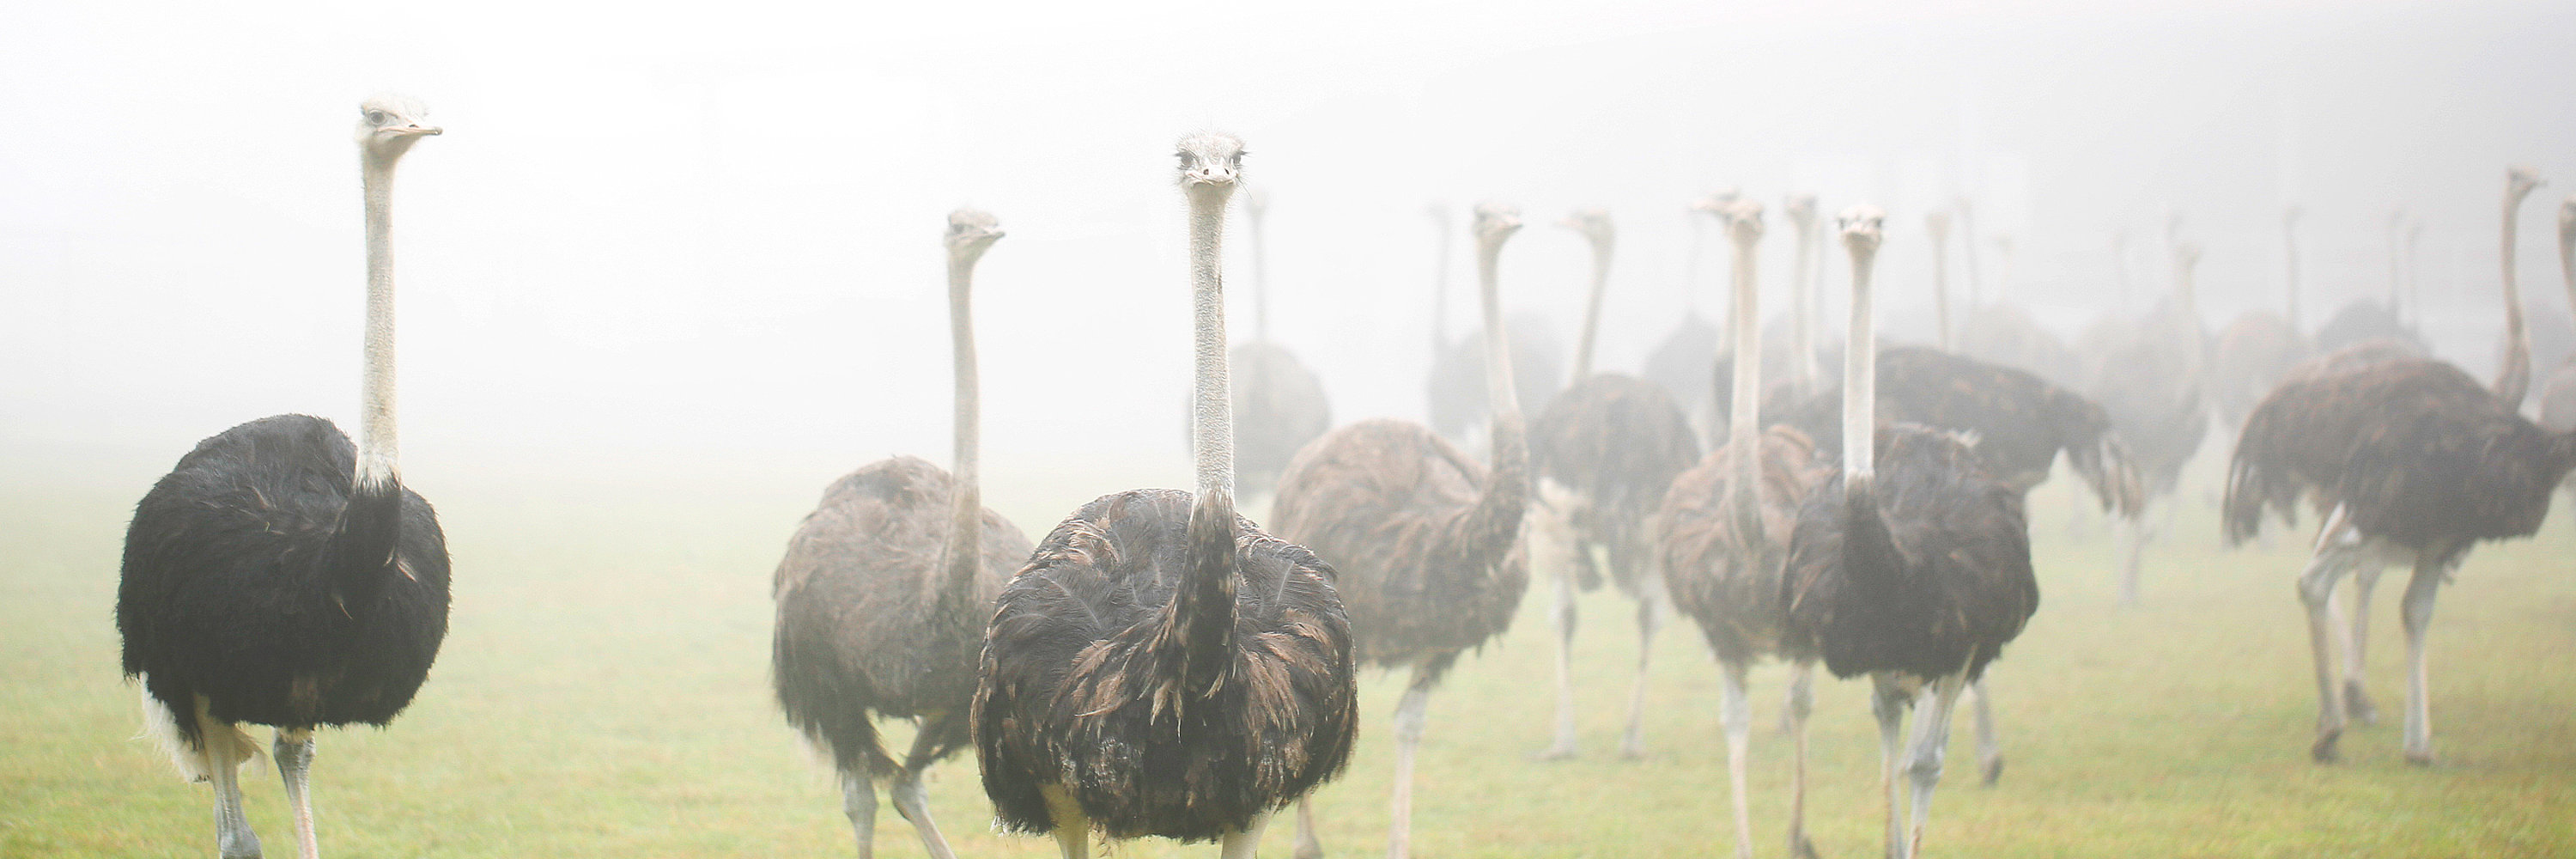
(1783, 205, 2039, 859)
(1643, 190, 1741, 431)
(2208, 208, 2316, 434)
(2224, 167, 2566, 765)
(1426, 204, 1562, 446)
(1528, 208, 1702, 760)
(1272, 203, 1534, 859)
(973, 134, 1358, 859)
(2542, 197, 2576, 438)
(1227, 190, 1332, 497)
(1925, 210, 1955, 349)
(1657, 197, 1832, 859)
(2079, 240, 2208, 604)
(118, 95, 450, 859)
(771, 209, 1030, 859)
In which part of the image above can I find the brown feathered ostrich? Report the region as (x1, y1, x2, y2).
(771, 210, 1030, 859)
(2223, 167, 2567, 765)
(1528, 208, 1703, 760)
(2078, 239, 2208, 604)
(1229, 191, 1333, 497)
(1272, 203, 1534, 859)
(118, 96, 449, 859)
(973, 134, 1358, 859)
(2208, 209, 2317, 434)
(1657, 198, 1832, 859)
(1783, 205, 2039, 859)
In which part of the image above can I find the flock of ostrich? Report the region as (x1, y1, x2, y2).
(110, 94, 2576, 859)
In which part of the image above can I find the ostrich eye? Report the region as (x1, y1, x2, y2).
(366, 111, 390, 125)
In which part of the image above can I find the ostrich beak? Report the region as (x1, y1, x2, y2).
(392, 125, 441, 137)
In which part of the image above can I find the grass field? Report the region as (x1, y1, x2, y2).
(3, 451, 2571, 858)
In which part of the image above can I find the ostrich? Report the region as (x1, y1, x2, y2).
(1527, 209, 1703, 760)
(1782, 205, 2039, 859)
(1643, 190, 1742, 430)
(2224, 166, 2560, 765)
(972, 133, 1358, 859)
(1783, 193, 1824, 395)
(771, 209, 1030, 859)
(1925, 210, 1954, 349)
(116, 95, 450, 859)
(1227, 191, 1333, 497)
(1657, 198, 1832, 859)
(1272, 203, 1534, 859)
(2543, 197, 2576, 437)
(2208, 208, 2316, 435)
(2079, 240, 2208, 604)
(1426, 203, 1562, 446)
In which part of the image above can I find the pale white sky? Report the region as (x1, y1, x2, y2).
(5, 0, 2572, 500)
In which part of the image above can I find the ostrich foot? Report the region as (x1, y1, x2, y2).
(1529, 741, 1577, 762)
(2343, 680, 2379, 726)
(2311, 729, 2342, 764)
(1618, 740, 1645, 761)
(1790, 833, 1820, 859)
(2405, 748, 2438, 767)
(1980, 756, 2004, 787)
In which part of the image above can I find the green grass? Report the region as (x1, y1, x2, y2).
(3, 454, 2571, 858)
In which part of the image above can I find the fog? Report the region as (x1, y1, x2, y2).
(6, 0, 2573, 504)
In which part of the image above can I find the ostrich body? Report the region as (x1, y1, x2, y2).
(771, 210, 1029, 859)
(2222, 167, 2560, 765)
(2078, 241, 2208, 604)
(1643, 191, 1742, 430)
(1272, 204, 1533, 859)
(1958, 302, 2081, 391)
(1656, 198, 1832, 858)
(1427, 313, 1563, 446)
(973, 134, 1357, 859)
(116, 96, 449, 859)
(2208, 209, 2318, 433)
(1783, 206, 2039, 859)
(1528, 208, 1703, 759)
(1227, 192, 1333, 497)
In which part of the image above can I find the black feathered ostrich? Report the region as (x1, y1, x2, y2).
(2225, 167, 2570, 765)
(1782, 205, 2038, 859)
(1271, 203, 1534, 859)
(1656, 198, 1832, 859)
(771, 209, 1031, 859)
(2078, 238, 2208, 604)
(117, 95, 450, 859)
(1528, 207, 1703, 760)
(1224, 190, 1332, 497)
(973, 134, 1358, 859)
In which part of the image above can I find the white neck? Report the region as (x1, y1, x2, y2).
(1571, 236, 1611, 381)
(945, 247, 984, 584)
(2497, 187, 2533, 404)
(1189, 189, 1236, 508)
(1247, 201, 1271, 342)
(1929, 228, 1952, 350)
(358, 153, 401, 490)
(1844, 242, 1878, 485)
(1789, 215, 1815, 393)
(1478, 235, 1521, 421)
(1727, 229, 1761, 455)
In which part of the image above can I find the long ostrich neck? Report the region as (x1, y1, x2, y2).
(2283, 216, 2303, 332)
(1959, 207, 1983, 308)
(1789, 215, 1815, 393)
(358, 153, 402, 490)
(1726, 224, 1764, 540)
(942, 247, 984, 595)
(1929, 226, 1952, 350)
(1571, 235, 1611, 381)
(1844, 241, 1878, 489)
(1177, 183, 1240, 699)
(2494, 186, 2533, 405)
(1466, 228, 1528, 564)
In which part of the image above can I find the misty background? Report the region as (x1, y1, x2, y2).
(6, 1, 2573, 521)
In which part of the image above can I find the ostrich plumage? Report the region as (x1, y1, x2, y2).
(1958, 302, 2081, 391)
(1524, 208, 1704, 760)
(2220, 167, 2561, 765)
(2312, 301, 2422, 358)
(1654, 196, 1834, 859)
(1272, 203, 1532, 859)
(118, 95, 448, 859)
(2208, 312, 2311, 434)
(1781, 206, 2037, 859)
(771, 209, 1028, 859)
(972, 133, 1357, 859)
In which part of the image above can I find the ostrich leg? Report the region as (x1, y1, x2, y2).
(1218, 812, 1274, 859)
(1619, 575, 1667, 758)
(196, 703, 261, 859)
(1042, 786, 1092, 859)
(1291, 795, 1323, 859)
(1388, 654, 1455, 859)
(1969, 679, 2003, 785)
(2115, 509, 2146, 606)
(2399, 550, 2456, 765)
(1900, 674, 1969, 859)
(1716, 659, 1756, 859)
(1537, 528, 1581, 759)
(2297, 510, 2363, 763)
(2342, 560, 2388, 724)
(841, 756, 881, 859)
(889, 715, 963, 859)
(1787, 661, 1819, 859)
(273, 728, 319, 859)
(1870, 676, 1911, 859)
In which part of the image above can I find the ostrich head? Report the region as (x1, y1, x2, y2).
(355, 94, 440, 161)
(1690, 188, 1744, 222)
(1473, 203, 1523, 246)
(1558, 208, 1613, 253)
(1783, 193, 1818, 229)
(1176, 132, 1244, 201)
(1840, 205, 1886, 256)
(1724, 199, 1765, 247)
(2508, 166, 2543, 205)
(945, 208, 1003, 262)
